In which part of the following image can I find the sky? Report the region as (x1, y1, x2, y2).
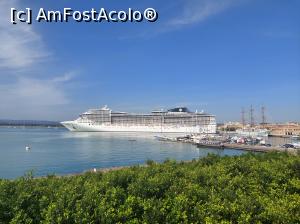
(0, 0, 299, 123)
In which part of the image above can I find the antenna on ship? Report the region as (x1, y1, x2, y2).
(250, 105, 255, 127)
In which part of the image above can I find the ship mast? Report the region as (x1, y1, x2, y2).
(160, 110, 163, 133)
(241, 107, 246, 128)
(250, 105, 255, 127)
(261, 105, 266, 128)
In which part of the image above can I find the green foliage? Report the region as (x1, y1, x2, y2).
(0, 152, 299, 223)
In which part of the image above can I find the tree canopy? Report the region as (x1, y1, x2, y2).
(0, 152, 299, 223)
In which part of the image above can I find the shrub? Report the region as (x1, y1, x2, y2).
(0, 152, 299, 223)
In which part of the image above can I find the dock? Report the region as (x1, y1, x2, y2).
(197, 142, 298, 154)
(154, 134, 299, 154)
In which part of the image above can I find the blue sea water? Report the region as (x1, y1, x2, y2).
(0, 127, 246, 179)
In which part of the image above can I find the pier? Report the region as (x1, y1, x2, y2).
(156, 135, 299, 154)
(197, 142, 297, 153)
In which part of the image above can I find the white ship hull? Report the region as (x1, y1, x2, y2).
(61, 121, 216, 134)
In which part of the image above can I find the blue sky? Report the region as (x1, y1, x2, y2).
(0, 0, 299, 122)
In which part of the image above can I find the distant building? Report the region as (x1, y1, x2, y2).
(266, 123, 300, 137)
(219, 121, 300, 137)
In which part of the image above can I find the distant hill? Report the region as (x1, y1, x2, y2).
(0, 120, 63, 127)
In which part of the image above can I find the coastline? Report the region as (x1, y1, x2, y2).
(200, 143, 299, 154)
(39, 147, 299, 179)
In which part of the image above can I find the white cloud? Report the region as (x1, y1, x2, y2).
(131, 0, 244, 37)
(0, 74, 74, 120)
(0, 0, 76, 120)
(52, 72, 76, 83)
(0, 0, 49, 70)
(0, 76, 70, 106)
(168, 0, 240, 28)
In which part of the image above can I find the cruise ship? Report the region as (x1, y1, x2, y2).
(61, 106, 216, 134)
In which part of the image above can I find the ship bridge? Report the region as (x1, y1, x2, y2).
(167, 107, 190, 113)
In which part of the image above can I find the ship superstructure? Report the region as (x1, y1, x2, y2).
(61, 106, 216, 134)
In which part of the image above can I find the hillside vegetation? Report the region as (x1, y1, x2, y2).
(0, 152, 299, 223)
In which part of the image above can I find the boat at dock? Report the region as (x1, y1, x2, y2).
(236, 128, 270, 137)
(196, 141, 225, 149)
(154, 136, 177, 142)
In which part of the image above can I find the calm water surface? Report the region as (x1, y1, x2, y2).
(0, 127, 251, 179)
